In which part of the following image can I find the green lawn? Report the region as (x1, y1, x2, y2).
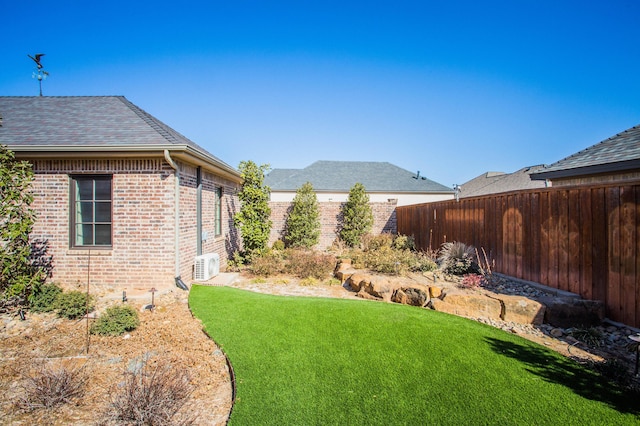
(189, 285, 639, 425)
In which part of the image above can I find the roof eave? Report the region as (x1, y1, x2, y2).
(8, 144, 242, 184)
(530, 159, 640, 180)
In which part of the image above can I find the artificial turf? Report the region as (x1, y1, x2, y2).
(189, 285, 639, 425)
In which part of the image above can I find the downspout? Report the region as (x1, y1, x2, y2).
(196, 166, 202, 256)
(164, 150, 188, 290)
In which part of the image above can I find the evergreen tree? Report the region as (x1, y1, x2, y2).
(233, 161, 272, 259)
(285, 182, 320, 248)
(1, 145, 46, 301)
(339, 182, 373, 247)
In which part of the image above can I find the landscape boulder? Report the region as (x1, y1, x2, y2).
(538, 296, 605, 328)
(500, 294, 546, 325)
(391, 287, 429, 307)
(433, 291, 503, 320)
(360, 277, 394, 302)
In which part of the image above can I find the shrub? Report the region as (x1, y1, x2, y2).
(285, 182, 320, 248)
(102, 361, 193, 425)
(285, 249, 335, 280)
(90, 304, 140, 336)
(437, 241, 479, 275)
(271, 239, 285, 251)
(362, 233, 393, 251)
(249, 250, 285, 277)
(55, 290, 95, 320)
(14, 360, 87, 411)
(234, 161, 272, 260)
(0, 145, 48, 303)
(459, 274, 485, 289)
(392, 234, 415, 251)
(339, 183, 373, 247)
(29, 282, 62, 313)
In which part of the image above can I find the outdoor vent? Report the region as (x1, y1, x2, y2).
(194, 253, 220, 281)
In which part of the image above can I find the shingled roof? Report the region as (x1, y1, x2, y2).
(531, 123, 640, 180)
(460, 165, 547, 198)
(265, 161, 453, 193)
(0, 96, 240, 181)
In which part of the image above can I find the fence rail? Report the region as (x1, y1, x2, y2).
(397, 183, 640, 328)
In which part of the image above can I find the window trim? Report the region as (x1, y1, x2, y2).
(69, 174, 113, 249)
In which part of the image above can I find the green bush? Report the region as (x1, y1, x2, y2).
(271, 240, 285, 251)
(90, 304, 140, 336)
(234, 161, 272, 260)
(29, 283, 62, 313)
(339, 183, 373, 247)
(285, 182, 320, 248)
(362, 233, 393, 251)
(55, 290, 95, 320)
(392, 234, 415, 251)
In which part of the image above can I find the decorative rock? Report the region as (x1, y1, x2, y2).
(433, 292, 502, 320)
(360, 277, 393, 302)
(539, 296, 605, 328)
(391, 288, 407, 305)
(429, 286, 443, 299)
(346, 273, 370, 292)
(499, 294, 546, 325)
(550, 328, 563, 337)
(392, 287, 428, 307)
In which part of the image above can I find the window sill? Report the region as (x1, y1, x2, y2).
(67, 248, 113, 256)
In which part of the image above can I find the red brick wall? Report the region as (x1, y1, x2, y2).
(177, 164, 241, 282)
(269, 200, 397, 249)
(28, 158, 241, 292)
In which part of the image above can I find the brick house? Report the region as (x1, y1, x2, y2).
(0, 96, 242, 292)
(266, 161, 454, 248)
(530, 123, 640, 186)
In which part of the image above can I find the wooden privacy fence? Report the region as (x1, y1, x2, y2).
(397, 183, 640, 328)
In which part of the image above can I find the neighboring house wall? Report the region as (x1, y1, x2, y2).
(269, 191, 452, 206)
(269, 200, 397, 249)
(28, 158, 241, 292)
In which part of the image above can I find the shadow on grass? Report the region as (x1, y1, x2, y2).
(485, 336, 639, 415)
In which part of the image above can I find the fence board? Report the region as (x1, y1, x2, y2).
(397, 182, 640, 327)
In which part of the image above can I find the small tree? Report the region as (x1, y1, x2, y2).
(0, 145, 46, 302)
(285, 182, 320, 248)
(234, 161, 272, 260)
(339, 182, 373, 247)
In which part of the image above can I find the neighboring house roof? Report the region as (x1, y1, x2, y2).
(0, 96, 241, 182)
(266, 161, 454, 193)
(460, 165, 547, 198)
(531, 123, 640, 180)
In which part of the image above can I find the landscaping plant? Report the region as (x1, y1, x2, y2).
(29, 282, 62, 313)
(339, 182, 373, 247)
(284, 182, 320, 248)
(14, 360, 88, 412)
(102, 361, 193, 425)
(55, 290, 95, 320)
(437, 241, 479, 275)
(90, 304, 140, 336)
(0, 145, 47, 304)
(234, 160, 272, 261)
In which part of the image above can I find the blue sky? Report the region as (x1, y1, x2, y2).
(2, 1, 639, 187)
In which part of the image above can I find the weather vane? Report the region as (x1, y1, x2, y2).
(28, 53, 49, 96)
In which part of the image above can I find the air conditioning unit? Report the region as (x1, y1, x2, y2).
(194, 253, 220, 281)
